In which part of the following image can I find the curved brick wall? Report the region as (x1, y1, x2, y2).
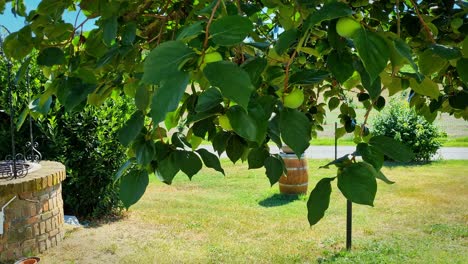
(0, 161, 66, 262)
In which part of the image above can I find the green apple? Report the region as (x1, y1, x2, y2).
(336, 17, 361, 38)
(218, 115, 233, 131)
(198, 51, 223, 70)
(283, 88, 304, 109)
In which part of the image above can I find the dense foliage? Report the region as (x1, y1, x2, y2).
(0, 60, 128, 218)
(372, 99, 445, 162)
(1, 0, 467, 225)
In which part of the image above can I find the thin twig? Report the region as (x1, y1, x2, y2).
(201, 0, 222, 65)
(235, 0, 242, 15)
(283, 49, 297, 93)
(408, 0, 435, 43)
(360, 104, 373, 137)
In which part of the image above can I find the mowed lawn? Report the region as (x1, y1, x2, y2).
(40, 160, 467, 263)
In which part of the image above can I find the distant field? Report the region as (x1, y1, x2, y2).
(316, 109, 468, 147)
(39, 160, 468, 263)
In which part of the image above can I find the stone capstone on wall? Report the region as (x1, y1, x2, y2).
(0, 161, 66, 262)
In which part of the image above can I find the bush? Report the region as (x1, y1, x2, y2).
(1, 60, 130, 218)
(371, 99, 445, 162)
(38, 98, 131, 218)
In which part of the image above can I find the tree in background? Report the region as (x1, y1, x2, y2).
(1, 0, 466, 225)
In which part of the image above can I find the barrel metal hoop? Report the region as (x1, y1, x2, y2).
(279, 182, 309, 187)
(285, 167, 308, 171)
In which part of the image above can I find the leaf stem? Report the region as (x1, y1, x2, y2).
(201, 0, 222, 65)
(408, 0, 435, 43)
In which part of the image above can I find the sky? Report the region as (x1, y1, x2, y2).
(0, 0, 96, 35)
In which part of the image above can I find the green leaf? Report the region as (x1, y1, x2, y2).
(30, 97, 52, 115)
(114, 159, 135, 182)
(3, 27, 34, 60)
(279, 108, 311, 157)
(119, 169, 149, 209)
(328, 97, 340, 111)
(274, 29, 298, 55)
(118, 111, 145, 147)
(212, 131, 231, 155)
(304, 2, 352, 29)
(227, 105, 268, 145)
(204, 61, 254, 109)
(376, 171, 395, 184)
(356, 143, 384, 170)
(307, 177, 334, 226)
(463, 36, 468, 58)
(289, 70, 329, 85)
(14, 56, 32, 84)
(175, 150, 203, 180)
(135, 85, 150, 111)
(150, 71, 189, 124)
(241, 57, 267, 87)
(369, 135, 414, 162)
(176, 21, 204, 41)
(135, 139, 155, 166)
(142, 41, 195, 85)
(338, 162, 377, 206)
(429, 44, 462, 60)
(353, 29, 390, 83)
(196, 149, 225, 175)
(264, 156, 284, 186)
(456, 58, 468, 85)
(122, 22, 137, 45)
(327, 50, 354, 84)
(196, 88, 223, 112)
(418, 49, 447, 76)
(57, 77, 96, 111)
(102, 16, 118, 46)
(226, 135, 245, 163)
(247, 147, 270, 169)
(210, 15, 253, 46)
(392, 39, 419, 73)
(156, 151, 180, 184)
(410, 78, 440, 99)
(354, 60, 382, 99)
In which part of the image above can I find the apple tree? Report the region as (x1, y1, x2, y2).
(1, 0, 467, 225)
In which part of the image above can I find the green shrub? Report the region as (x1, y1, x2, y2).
(1, 60, 130, 218)
(38, 98, 131, 218)
(371, 99, 445, 162)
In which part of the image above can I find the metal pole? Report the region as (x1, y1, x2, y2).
(346, 199, 352, 250)
(335, 122, 352, 250)
(7, 60, 17, 178)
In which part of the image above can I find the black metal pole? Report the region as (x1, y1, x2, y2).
(346, 199, 352, 250)
(7, 60, 17, 178)
(335, 122, 352, 250)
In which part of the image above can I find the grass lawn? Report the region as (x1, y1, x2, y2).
(40, 160, 467, 263)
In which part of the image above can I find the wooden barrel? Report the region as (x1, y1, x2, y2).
(279, 153, 308, 194)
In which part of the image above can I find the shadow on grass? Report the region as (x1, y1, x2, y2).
(258, 193, 301, 207)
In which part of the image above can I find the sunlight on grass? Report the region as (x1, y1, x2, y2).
(40, 160, 468, 263)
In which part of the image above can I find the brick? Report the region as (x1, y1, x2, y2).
(39, 192, 49, 202)
(42, 200, 49, 212)
(51, 236, 57, 246)
(46, 239, 51, 249)
(25, 226, 33, 239)
(52, 207, 59, 216)
(49, 199, 54, 210)
(41, 211, 52, 221)
(52, 217, 57, 229)
(35, 178, 42, 191)
(37, 233, 49, 241)
(46, 219, 52, 232)
(47, 175, 53, 187)
(27, 215, 40, 225)
(49, 228, 59, 237)
(40, 221, 46, 234)
(22, 238, 36, 249)
(42, 177, 48, 189)
(33, 223, 40, 236)
(39, 241, 46, 252)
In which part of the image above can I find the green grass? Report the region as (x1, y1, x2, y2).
(40, 160, 468, 263)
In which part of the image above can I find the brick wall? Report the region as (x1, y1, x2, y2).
(0, 161, 66, 262)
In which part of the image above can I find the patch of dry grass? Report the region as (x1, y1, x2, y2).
(39, 160, 467, 263)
